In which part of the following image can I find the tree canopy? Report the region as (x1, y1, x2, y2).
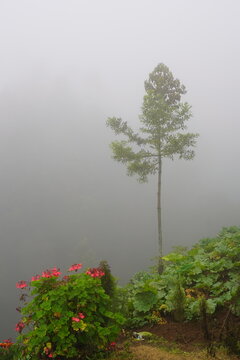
(106, 63, 199, 271)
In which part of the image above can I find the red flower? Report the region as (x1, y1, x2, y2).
(31, 275, 41, 281)
(78, 312, 85, 319)
(68, 263, 82, 272)
(0, 339, 13, 348)
(3, 339, 12, 344)
(86, 268, 105, 278)
(15, 321, 25, 333)
(42, 267, 61, 278)
(72, 317, 80, 322)
(44, 347, 53, 357)
(106, 341, 117, 351)
(41, 270, 52, 278)
(16, 281, 27, 289)
(51, 267, 61, 277)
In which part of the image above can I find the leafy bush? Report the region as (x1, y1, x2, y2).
(0, 343, 25, 360)
(162, 226, 240, 320)
(120, 227, 240, 327)
(116, 271, 164, 327)
(11, 227, 240, 357)
(15, 264, 124, 359)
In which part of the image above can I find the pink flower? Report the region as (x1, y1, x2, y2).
(42, 267, 61, 278)
(41, 270, 52, 278)
(51, 267, 61, 277)
(72, 317, 80, 322)
(15, 321, 25, 333)
(0, 339, 13, 348)
(31, 275, 41, 281)
(3, 339, 12, 344)
(86, 268, 105, 278)
(16, 281, 27, 289)
(48, 354, 53, 358)
(78, 312, 85, 319)
(68, 263, 82, 272)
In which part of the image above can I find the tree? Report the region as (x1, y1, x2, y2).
(99, 260, 116, 298)
(106, 63, 199, 273)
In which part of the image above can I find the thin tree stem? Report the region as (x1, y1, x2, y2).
(157, 156, 163, 273)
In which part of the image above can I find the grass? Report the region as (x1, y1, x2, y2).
(106, 339, 240, 360)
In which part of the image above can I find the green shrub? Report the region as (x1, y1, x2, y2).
(117, 271, 164, 328)
(15, 264, 124, 359)
(99, 260, 116, 298)
(162, 226, 240, 320)
(120, 226, 240, 327)
(0, 344, 25, 360)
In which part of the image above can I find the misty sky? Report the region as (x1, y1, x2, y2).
(0, 0, 240, 338)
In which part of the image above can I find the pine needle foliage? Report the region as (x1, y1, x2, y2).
(106, 63, 199, 272)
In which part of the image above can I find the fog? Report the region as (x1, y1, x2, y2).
(0, 0, 240, 339)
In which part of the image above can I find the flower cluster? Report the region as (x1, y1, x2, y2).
(17, 267, 62, 290)
(68, 263, 82, 272)
(14, 261, 122, 359)
(0, 339, 13, 348)
(15, 321, 25, 333)
(42, 267, 61, 278)
(44, 346, 53, 358)
(86, 267, 105, 278)
(16, 281, 27, 289)
(31, 275, 41, 281)
(72, 312, 85, 322)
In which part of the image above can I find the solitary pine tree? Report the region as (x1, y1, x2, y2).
(106, 63, 199, 273)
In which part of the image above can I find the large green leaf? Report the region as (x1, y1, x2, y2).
(133, 291, 158, 312)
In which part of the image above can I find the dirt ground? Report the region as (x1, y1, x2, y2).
(109, 316, 240, 360)
(150, 319, 201, 341)
(138, 320, 208, 351)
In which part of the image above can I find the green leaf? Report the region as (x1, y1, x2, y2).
(206, 299, 217, 314)
(162, 253, 185, 262)
(133, 291, 158, 312)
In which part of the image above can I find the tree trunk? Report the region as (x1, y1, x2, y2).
(157, 156, 163, 274)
